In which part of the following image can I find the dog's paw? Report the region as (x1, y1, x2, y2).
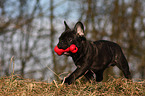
(64, 77, 73, 85)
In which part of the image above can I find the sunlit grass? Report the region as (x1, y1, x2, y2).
(0, 75, 145, 96)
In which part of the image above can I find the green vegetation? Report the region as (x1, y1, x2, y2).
(0, 75, 145, 96)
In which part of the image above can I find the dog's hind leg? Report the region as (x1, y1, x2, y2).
(94, 70, 104, 82)
(116, 55, 132, 79)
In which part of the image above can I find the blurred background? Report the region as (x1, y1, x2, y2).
(0, 0, 145, 82)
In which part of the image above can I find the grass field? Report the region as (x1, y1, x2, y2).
(0, 75, 145, 96)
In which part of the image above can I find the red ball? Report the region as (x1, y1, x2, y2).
(70, 44, 78, 53)
(54, 44, 78, 55)
(54, 46, 64, 55)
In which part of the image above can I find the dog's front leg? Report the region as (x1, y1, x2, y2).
(64, 65, 88, 85)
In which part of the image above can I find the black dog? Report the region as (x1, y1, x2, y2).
(56, 21, 131, 85)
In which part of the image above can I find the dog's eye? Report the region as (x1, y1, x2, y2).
(69, 39, 72, 42)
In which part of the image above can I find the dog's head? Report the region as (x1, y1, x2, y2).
(56, 21, 86, 55)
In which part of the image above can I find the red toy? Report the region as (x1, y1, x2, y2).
(54, 44, 78, 55)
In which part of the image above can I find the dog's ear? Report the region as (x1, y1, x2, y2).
(64, 21, 70, 31)
(74, 21, 84, 36)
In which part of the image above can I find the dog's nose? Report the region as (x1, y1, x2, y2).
(57, 43, 64, 49)
(57, 44, 61, 49)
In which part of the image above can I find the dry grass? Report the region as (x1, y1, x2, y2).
(0, 75, 145, 96)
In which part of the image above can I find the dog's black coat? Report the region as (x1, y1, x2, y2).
(57, 21, 131, 85)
